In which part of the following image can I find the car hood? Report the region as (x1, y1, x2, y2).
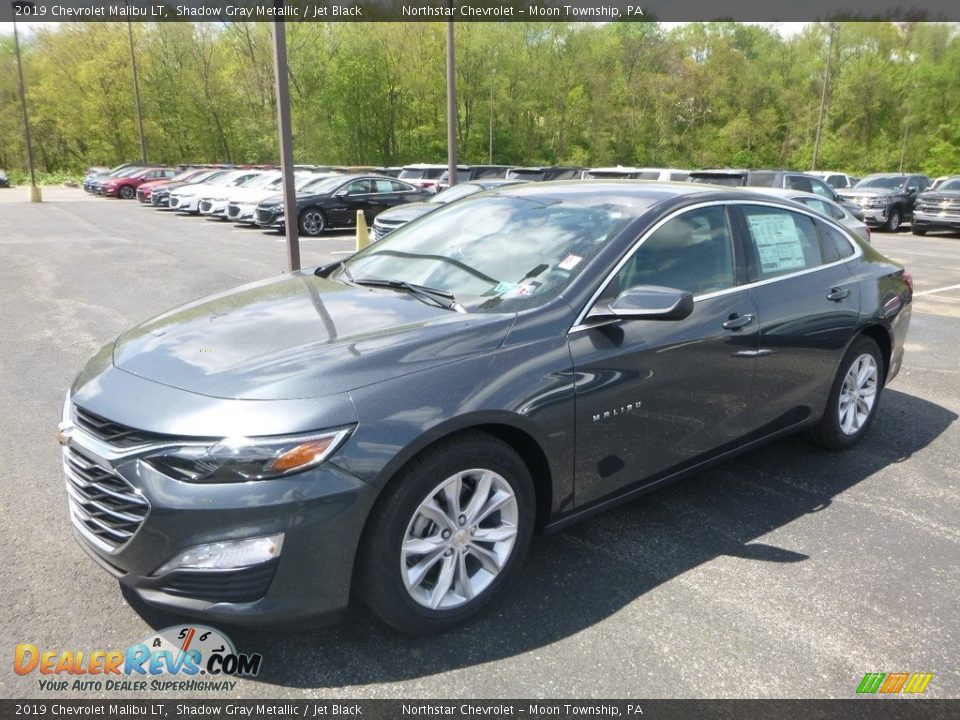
(376, 202, 437, 223)
(224, 186, 281, 203)
(842, 187, 900, 198)
(171, 182, 224, 197)
(917, 191, 960, 203)
(111, 272, 513, 400)
(141, 178, 180, 190)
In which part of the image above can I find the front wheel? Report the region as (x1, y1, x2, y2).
(356, 432, 535, 634)
(808, 337, 884, 450)
(119, 185, 135, 199)
(299, 208, 326, 236)
(884, 208, 901, 232)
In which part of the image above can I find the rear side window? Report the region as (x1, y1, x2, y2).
(785, 175, 814, 193)
(741, 206, 823, 281)
(818, 223, 856, 263)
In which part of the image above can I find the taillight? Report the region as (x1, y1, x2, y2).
(903, 271, 914, 294)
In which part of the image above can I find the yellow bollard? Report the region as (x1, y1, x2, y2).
(355, 210, 370, 251)
(28, 185, 43, 202)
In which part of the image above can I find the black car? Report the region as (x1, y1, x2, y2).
(911, 176, 960, 235)
(842, 174, 932, 232)
(254, 174, 430, 236)
(370, 179, 523, 241)
(60, 182, 911, 634)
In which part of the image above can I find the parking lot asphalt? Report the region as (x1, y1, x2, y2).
(0, 188, 958, 699)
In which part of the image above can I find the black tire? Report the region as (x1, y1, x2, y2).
(299, 208, 326, 236)
(884, 208, 901, 232)
(356, 431, 535, 635)
(808, 336, 884, 451)
(119, 185, 135, 199)
(912, 225, 927, 236)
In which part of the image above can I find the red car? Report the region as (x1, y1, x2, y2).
(136, 167, 215, 203)
(101, 168, 177, 199)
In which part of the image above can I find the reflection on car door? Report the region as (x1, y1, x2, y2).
(568, 204, 760, 507)
(733, 204, 861, 433)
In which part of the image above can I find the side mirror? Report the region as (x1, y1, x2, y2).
(333, 189, 348, 198)
(907, 186, 918, 194)
(587, 285, 694, 323)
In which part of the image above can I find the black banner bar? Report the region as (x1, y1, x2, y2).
(1, 700, 958, 720)
(2, 0, 960, 23)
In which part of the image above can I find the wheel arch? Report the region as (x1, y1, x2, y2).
(857, 323, 893, 383)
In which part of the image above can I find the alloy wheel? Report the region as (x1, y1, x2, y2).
(838, 354, 878, 435)
(401, 468, 519, 610)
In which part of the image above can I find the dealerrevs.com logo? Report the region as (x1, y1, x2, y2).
(14, 625, 262, 692)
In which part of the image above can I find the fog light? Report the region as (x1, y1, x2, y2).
(154, 533, 283, 575)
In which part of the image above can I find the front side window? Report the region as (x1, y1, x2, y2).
(601, 206, 736, 301)
(785, 175, 814, 193)
(741, 205, 823, 281)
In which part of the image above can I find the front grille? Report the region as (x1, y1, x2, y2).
(155, 561, 278, 603)
(227, 204, 241, 219)
(73, 406, 169, 448)
(169, 196, 181, 208)
(255, 208, 275, 225)
(152, 193, 167, 207)
(64, 445, 149, 552)
(137, 189, 148, 202)
(199, 200, 213, 213)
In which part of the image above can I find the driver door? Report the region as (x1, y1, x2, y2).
(568, 204, 760, 506)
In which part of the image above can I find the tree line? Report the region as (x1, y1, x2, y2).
(1, 21, 959, 180)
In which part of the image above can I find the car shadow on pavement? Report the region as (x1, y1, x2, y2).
(124, 387, 956, 689)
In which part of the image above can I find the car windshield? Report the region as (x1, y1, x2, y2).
(855, 176, 905, 190)
(299, 176, 345, 194)
(240, 173, 279, 189)
(690, 175, 744, 187)
(430, 183, 483, 204)
(508, 170, 546, 181)
(339, 194, 643, 313)
(936, 179, 960, 192)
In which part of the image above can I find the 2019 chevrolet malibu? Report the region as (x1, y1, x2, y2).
(60, 182, 911, 634)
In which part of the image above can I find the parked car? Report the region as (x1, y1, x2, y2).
(148, 169, 233, 207)
(102, 168, 177, 199)
(688, 168, 866, 221)
(808, 171, 859, 189)
(137, 167, 215, 204)
(254, 174, 431, 236)
(168, 170, 264, 214)
(227, 173, 339, 224)
(505, 166, 584, 182)
(397, 164, 448, 192)
(0, 169, 8, 188)
(60, 181, 911, 633)
(742, 187, 871, 243)
(84, 163, 157, 193)
(371, 180, 523, 241)
(198, 170, 272, 217)
(436, 165, 512, 191)
(928, 176, 949, 191)
(911, 176, 960, 236)
(841, 173, 931, 232)
(584, 167, 690, 181)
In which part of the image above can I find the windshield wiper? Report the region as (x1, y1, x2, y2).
(352, 277, 466, 313)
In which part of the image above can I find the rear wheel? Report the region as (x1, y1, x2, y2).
(884, 208, 901, 232)
(356, 432, 534, 634)
(299, 208, 326, 236)
(808, 337, 883, 450)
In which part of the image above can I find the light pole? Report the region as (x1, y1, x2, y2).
(811, 22, 837, 171)
(12, 4, 41, 201)
(127, 18, 147, 163)
(445, 7, 458, 188)
(271, 18, 300, 272)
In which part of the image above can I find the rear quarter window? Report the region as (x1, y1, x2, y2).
(818, 223, 856, 263)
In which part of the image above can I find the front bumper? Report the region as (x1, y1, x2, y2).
(60, 417, 376, 625)
(170, 195, 200, 212)
(857, 205, 892, 226)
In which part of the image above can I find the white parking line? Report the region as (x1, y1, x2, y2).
(915, 283, 960, 297)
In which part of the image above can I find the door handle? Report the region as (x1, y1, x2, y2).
(827, 287, 851, 302)
(722, 313, 754, 330)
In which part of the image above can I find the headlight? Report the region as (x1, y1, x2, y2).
(143, 428, 351, 483)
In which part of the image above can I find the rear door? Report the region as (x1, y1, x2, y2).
(569, 203, 760, 506)
(733, 203, 861, 433)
